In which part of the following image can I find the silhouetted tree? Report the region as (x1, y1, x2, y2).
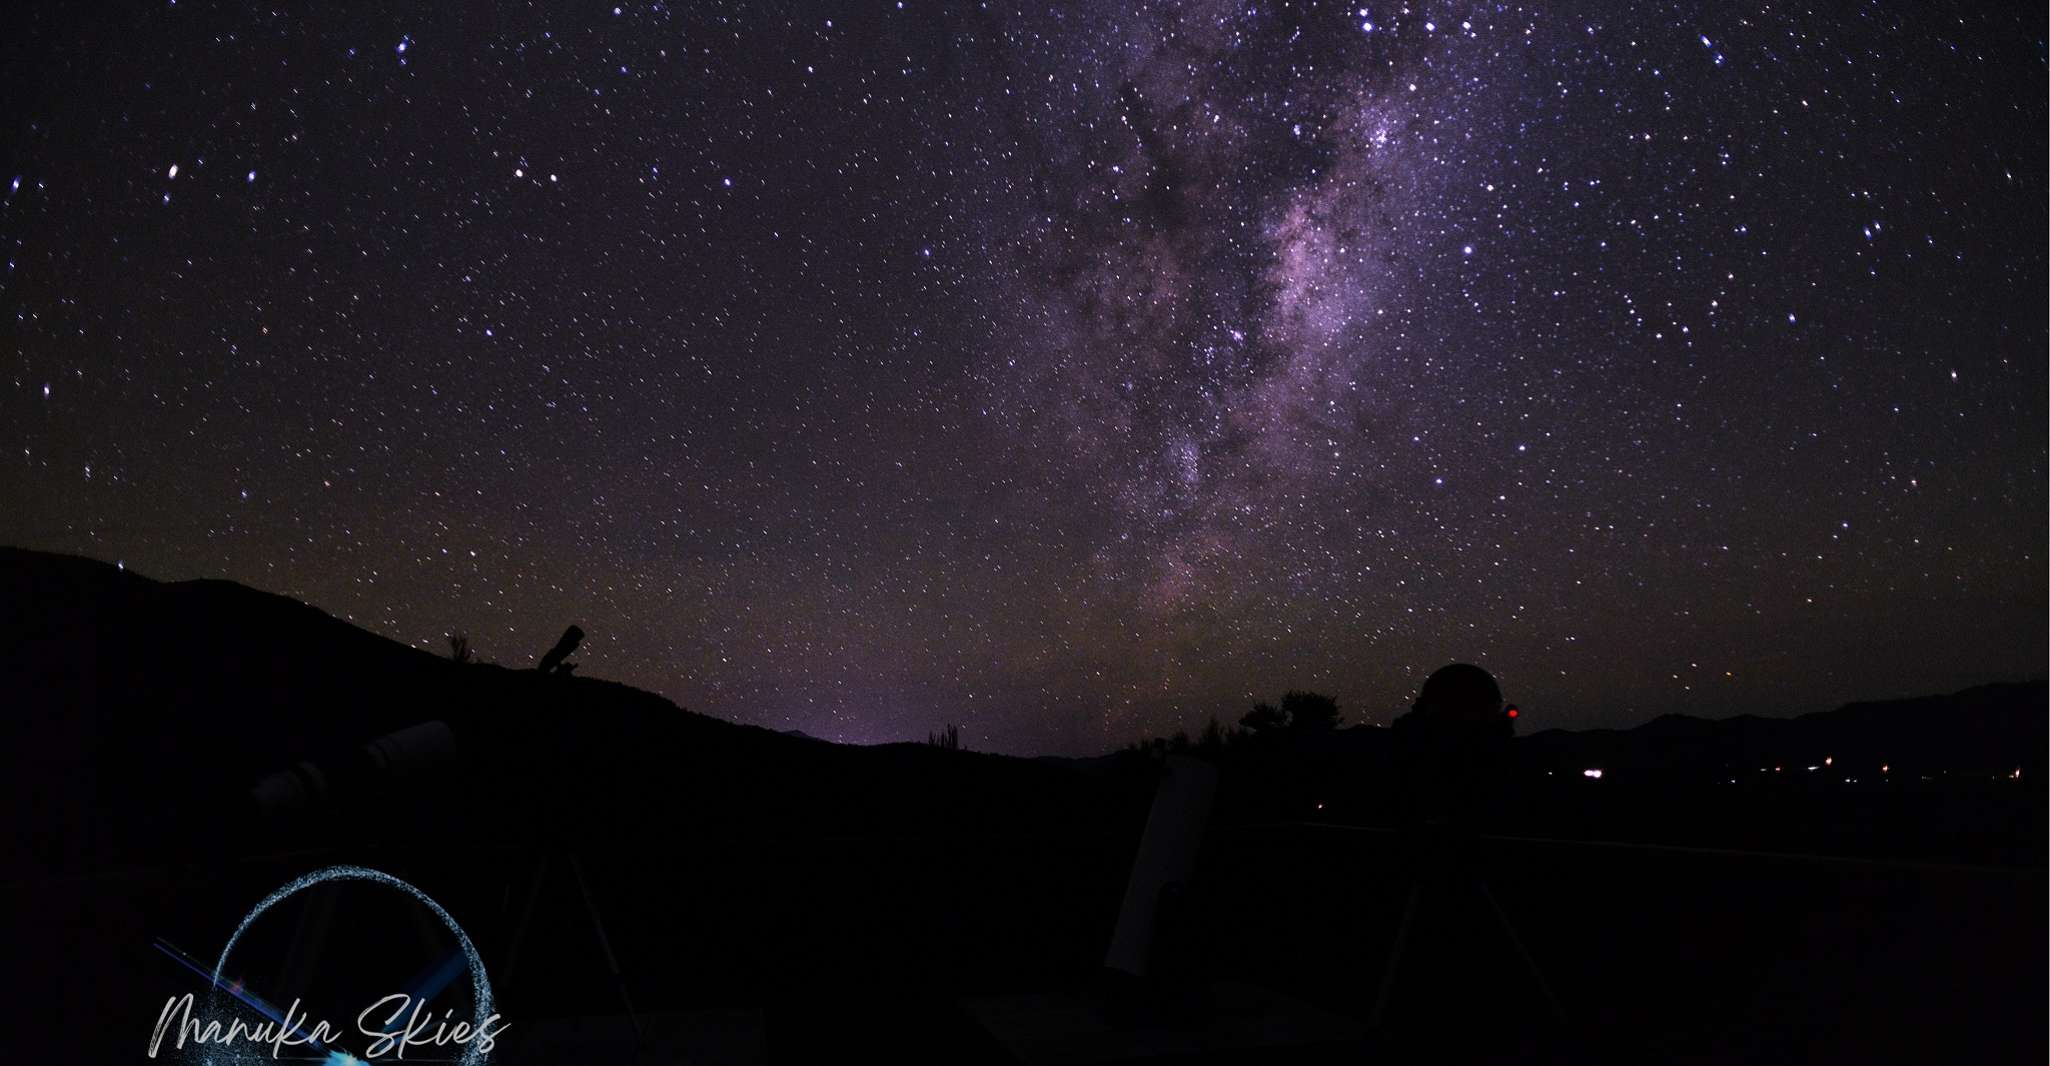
(927, 723, 962, 751)
(1240, 702, 1287, 734)
(447, 632, 472, 664)
(1198, 716, 1227, 755)
(1169, 729, 1192, 754)
(1282, 690, 1342, 732)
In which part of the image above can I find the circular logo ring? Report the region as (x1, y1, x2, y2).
(208, 865, 496, 1066)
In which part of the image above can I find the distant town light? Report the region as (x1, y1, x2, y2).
(1824, 756, 1833, 766)
(1582, 769, 1603, 779)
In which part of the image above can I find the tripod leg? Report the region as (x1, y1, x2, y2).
(570, 854, 644, 1044)
(1368, 875, 1425, 1031)
(1476, 878, 1568, 1030)
(501, 856, 550, 986)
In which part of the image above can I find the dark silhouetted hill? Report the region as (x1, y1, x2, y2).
(0, 548, 1153, 877)
(1512, 683, 2047, 783)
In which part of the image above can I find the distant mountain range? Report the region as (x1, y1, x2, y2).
(4, 546, 2042, 876)
(1131, 679, 2046, 790)
(1510, 681, 2046, 782)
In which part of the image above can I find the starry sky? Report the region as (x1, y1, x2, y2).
(3, 1, 2043, 754)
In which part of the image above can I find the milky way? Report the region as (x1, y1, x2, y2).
(2, 2, 2043, 753)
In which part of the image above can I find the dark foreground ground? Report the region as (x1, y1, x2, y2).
(11, 804, 2042, 1064)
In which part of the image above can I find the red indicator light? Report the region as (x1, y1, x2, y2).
(1505, 706, 1519, 719)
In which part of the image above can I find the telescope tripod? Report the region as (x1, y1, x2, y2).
(501, 850, 645, 1044)
(1365, 830, 1570, 1035)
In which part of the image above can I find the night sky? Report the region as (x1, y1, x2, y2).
(3, 2, 2043, 754)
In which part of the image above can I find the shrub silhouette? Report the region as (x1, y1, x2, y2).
(1281, 690, 1342, 732)
(1239, 691, 1341, 735)
(1240, 702, 1287, 734)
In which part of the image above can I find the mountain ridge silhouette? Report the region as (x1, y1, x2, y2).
(5, 546, 2041, 875)
(1, 546, 1155, 876)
